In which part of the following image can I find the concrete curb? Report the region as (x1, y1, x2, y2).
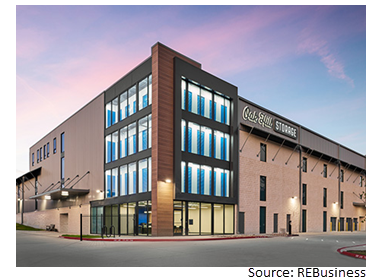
(59, 235, 271, 242)
(337, 244, 366, 260)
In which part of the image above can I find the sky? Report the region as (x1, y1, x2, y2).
(15, 5, 366, 178)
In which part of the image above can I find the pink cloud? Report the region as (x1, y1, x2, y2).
(297, 28, 354, 87)
(166, 6, 304, 76)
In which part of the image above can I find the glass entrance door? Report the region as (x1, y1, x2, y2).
(174, 209, 183, 235)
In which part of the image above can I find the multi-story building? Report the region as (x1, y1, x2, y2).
(16, 42, 366, 236)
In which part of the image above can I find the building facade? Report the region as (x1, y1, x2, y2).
(16, 42, 366, 236)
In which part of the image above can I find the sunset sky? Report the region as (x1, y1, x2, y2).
(16, 5, 366, 178)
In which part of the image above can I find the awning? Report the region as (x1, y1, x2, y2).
(16, 167, 42, 185)
(353, 201, 366, 207)
(29, 188, 89, 200)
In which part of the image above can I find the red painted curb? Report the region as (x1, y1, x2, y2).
(59, 235, 270, 242)
(337, 244, 366, 260)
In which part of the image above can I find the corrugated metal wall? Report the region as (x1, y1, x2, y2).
(300, 128, 338, 159)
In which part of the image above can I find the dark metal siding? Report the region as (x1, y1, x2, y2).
(300, 128, 338, 159)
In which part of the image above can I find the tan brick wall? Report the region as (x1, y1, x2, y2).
(16, 204, 91, 234)
(239, 131, 301, 234)
(239, 129, 366, 234)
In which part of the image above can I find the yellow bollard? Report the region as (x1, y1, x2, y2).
(330, 222, 332, 232)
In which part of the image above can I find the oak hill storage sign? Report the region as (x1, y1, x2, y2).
(242, 106, 298, 140)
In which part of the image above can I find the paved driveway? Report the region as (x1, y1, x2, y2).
(16, 231, 366, 267)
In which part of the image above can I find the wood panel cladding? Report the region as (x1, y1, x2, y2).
(151, 42, 201, 236)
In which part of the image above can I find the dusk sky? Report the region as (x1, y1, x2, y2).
(16, 5, 366, 178)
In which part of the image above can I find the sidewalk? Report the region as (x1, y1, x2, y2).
(337, 244, 366, 260)
(60, 233, 274, 242)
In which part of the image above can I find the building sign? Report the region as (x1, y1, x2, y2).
(242, 105, 298, 140)
(242, 106, 273, 129)
(274, 119, 298, 140)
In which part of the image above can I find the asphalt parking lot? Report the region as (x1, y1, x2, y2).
(16, 231, 366, 267)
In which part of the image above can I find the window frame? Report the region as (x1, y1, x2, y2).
(340, 191, 344, 209)
(260, 176, 266, 201)
(260, 143, 267, 162)
(323, 164, 327, 178)
(302, 157, 307, 172)
(53, 138, 57, 154)
(61, 132, 65, 153)
(340, 169, 344, 182)
(323, 188, 327, 207)
(302, 184, 307, 205)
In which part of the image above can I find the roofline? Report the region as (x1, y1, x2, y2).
(152, 42, 202, 68)
(238, 95, 366, 160)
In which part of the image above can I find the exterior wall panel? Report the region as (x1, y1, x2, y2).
(27, 94, 104, 210)
(239, 131, 301, 234)
(300, 128, 338, 159)
(339, 146, 365, 170)
(151, 43, 201, 236)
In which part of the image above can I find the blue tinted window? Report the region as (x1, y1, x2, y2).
(61, 133, 65, 153)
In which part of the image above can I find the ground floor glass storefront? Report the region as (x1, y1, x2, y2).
(173, 201, 234, 235)
(91, 200, 152, 236)
(91, 200, 234, 236)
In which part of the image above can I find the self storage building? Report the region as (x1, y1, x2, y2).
(16, 42, 366, 236)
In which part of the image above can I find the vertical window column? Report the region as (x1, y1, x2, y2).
(120, 127, 128, 158)
(138, 78, 148, 110)
(138, 116, 148, 152)
(260, 176, 266, 201)
(187, 82, 200, 114)
(105, 98, 119, 128)
(260, 143, 267, 162)
(105, 135, 111, 163)
(187, 162, 200, 194)
(200, 88, 212, 119)
(323, 164, 327, 178)
(148, 74, 152, 106)
(60, 132, 65, 188)
(302, 157, 307, 172)
(128, 86, 137, 116)
(105, 168, 118, 198)
(61, 157, 65, 188)
(214, 131, 229, 161)
(106, 102, 112, 128)
(213, 168, 230, 197)
(214, 94, 230, 125)
(138, 158, 150, 193)
(120, 91, 128, 121)
(302, 184, 307, 205)
(53, 137, 57, 154)
(120, 165, 128, 196)
(111, 97, 118, 125)
(112, 132, 118, 161)
(181, 78, 187, 110)
(128, 123, 137, 155)
(323, 188, 327, 207)
(128, 162, 137, 195)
